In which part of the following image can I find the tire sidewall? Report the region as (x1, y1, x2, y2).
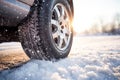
(38, 0, 73, 58)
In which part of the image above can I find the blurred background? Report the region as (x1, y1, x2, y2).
(73, 0, 120, 35)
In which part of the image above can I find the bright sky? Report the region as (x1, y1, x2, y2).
(73, 0, 120, 32)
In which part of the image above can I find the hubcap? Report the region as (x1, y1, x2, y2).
(51, 3, 71, 51)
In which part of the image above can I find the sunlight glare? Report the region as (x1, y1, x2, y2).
(73, 0, 120, 33)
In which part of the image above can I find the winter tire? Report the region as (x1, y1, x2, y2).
(19, 0, 73, 60)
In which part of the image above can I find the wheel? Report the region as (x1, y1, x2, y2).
(18, 0, 73, 60)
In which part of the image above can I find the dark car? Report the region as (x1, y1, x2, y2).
(0, 0, 74, 60)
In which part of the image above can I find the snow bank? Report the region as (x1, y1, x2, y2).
(0, 52, 120, 80)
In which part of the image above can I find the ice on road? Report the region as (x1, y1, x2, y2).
(0, 36, 120, 80)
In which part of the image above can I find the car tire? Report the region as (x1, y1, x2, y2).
(18, 0, 73, 60)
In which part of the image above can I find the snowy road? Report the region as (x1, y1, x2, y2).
(0, 35, 120, 80)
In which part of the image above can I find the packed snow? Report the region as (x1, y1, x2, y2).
(0, 35, 120, 80)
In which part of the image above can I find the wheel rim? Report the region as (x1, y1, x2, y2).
(51, 3, 72, 51)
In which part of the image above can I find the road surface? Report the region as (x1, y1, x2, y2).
(0, 35, 120, 80)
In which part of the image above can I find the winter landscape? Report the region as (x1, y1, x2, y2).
(0, 0, 120, 80)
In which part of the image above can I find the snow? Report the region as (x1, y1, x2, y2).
(0, 42, 21, 50)
(0, 36, 120, 80)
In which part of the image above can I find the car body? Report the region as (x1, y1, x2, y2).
(0, 0, 74, 27)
